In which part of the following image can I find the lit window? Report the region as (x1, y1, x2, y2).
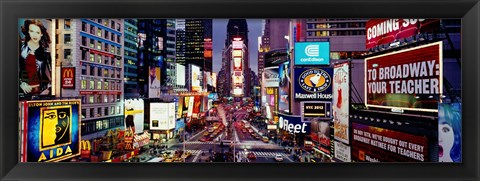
(97, 28, 102, 37)
(64, 19, 71, 29)
(81, 79, 87, 89)
(97, 55, 102, 63)
(90, 39, 95, 48)
(97, 41, 102, 50)
(104, 82, 109, 90)
(89, 95, 94, 103)
(97, 80, 102, 90)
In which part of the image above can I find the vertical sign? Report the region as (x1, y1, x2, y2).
(333, 62, 350, 144)
(61, 67, 75, 89)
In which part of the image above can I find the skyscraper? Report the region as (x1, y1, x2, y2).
(123, 19, 139, 98)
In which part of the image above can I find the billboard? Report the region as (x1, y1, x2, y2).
(233, 39, 243, 49)
(294, 42, 330, 65)
(301, 101, 332, 120)
(365, 41, 443, 111)
(191, 65, 201, 92)
(279, 62, 290, 113)
(366, 19, 440, 49)
(278, 113, 310, 134)
(187, 96, 194, 117)
(61, 67, 75, 89)
(212, 73, 217, 88)
(149, 66, 161, 98)
(263, 67, 279, 87)
(234, 57, 243, 71)
(334, 141, 352, 162)
(351, 122, 429, 162)
(294, 68, 333, 100)
(438, 103, 462, 162)
(333, 62, 350, 144)
(150, 103, 176, 130)
(19, 19, 56, 97)
(20, 100, 81, 162)
(124, 99, 144, 134)
(193, 96, 201, 116)
(176, 64, 185, 86)
(311, 118, 331, 155)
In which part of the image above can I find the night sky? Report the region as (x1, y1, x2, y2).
(213, 19, 263, 75)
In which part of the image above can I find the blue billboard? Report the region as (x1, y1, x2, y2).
(278, 62, 290, 113)
(278, 113, 310, 134)
(294, 42, 330, 65)
(294, 68, 333, 100)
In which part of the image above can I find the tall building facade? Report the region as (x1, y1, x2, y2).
(56, 19, 125, 140)
(185, 19, 212, 92)
(123, 19, 139, 98)
(164, 19, 177, 92)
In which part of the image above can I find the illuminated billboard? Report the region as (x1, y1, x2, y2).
(149, 66, 161, 98)
(19, 19, 56, 98)
(20, 100, 81, 162)
(150, 102, 176, 130)
(176, 64, 186, 86)
(366, 19, 440, 49)
(294, 42, 330, 65)
(364, 41, 443, 112)
(263, 67, 279, 88)
(191, 65, 201, 92)
(333, 62, 350, 144)
(278, 62, 290, 113)
(124, 99, 145, 134)
(294, 68, 333, 100)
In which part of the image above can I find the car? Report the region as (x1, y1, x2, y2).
(147, 157, 165, 162)
(274, 154, 284, 162)
(203, 132, 210, 136)
(262, 136, 269, 143)
(181, 151, 192, 159)
(210, 133, 217, 138)
(208, 127, 214, 133)
(247, 152, 256, 160)
(242, 128, 247, 133)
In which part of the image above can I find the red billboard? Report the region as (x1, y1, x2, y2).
(61, 67, 75, 89)
(365, 41, 442, 111)
(351, 122, 429, 162)
(366, 19, 440, 49)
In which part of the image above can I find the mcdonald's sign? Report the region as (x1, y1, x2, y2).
(61, 67, 75, 89)
(80, 140, 91, 158)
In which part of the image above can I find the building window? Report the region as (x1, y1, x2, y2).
(97, 28, 102, 37)
(90, 39, 95, 48)
(97, 80, 102, 90)
(81, 109, 86, 118)
(103, 69, 109, 77)
(104, 31, 109, 39)
(90, 25, 95, 34)
(64, 19, 71, 29)
(117, 23, 121, 31)
(97, 107, 102, 117)
(89, 80, 94, 90)
(82, 22, 87, 31)
(97, 41, 102, 50)
(111, 82, 115, 90)
(90, 108, 94, 117)
(116, 106, 120, 114)
(104, 107, 108, 116)
(117, 94, 120, 102)
(103, 19, 108, 26)
(89, 66, 95, 76)
(64, 34, 71, 44)
(89, 53, 95, 62)
(81, 79, 87, 89)
(117, 35, 120, 43)
(116, 59, 120, 67)
(97, 55, 102, 63)
(64, 49, 71, 59)
(110, 45, 115, 53)
(96, 120, 103, 130)
(110, 106, 115, 115)
(104, 81, 109, 90)
(89, 96, 94, 104)
(103, 120, 109, 129)
(98, 19, 102, 24)
(81, 36, 86, 46)
(111, 34, 115, 41)
(117, 81, 121, 90)
(111, 20, 115, 29)
(104, 57, 109, 65)
(97, 68, 102, 77)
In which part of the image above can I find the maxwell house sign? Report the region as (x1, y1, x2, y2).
(294, 68, 333, 100)
(294, 42, 330, 65)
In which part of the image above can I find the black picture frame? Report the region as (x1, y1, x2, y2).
(1, 0, 478, 181)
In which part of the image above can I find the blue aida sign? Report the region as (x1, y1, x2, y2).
(294, 42, 330, 65)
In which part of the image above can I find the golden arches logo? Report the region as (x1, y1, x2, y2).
(63, 68, 74, 78)
(81, 140, 91, 151)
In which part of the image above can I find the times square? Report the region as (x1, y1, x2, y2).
(18, 19, 461, 163)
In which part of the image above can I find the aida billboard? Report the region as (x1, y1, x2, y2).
(294, 42, 330, 65)
(294, 68, 333, 100)
(366, 19, 440, 49)
(20, 100, 81, 162)
(365, 41, 442, 112)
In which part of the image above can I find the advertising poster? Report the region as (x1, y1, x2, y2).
(61, 67, 75, 89)
(311, 118, 331, 155)
(124, 99, 144, 134)
(193, 96, 201, 116)
(438, 103, 462, 162)
(294, 68, 333, 100)
(366, 19, 440, 49)
(19, 19, 56, 97)
(278, 113, 310, 134)
(263, 67, 280, 87)
(21, 100, 81, 162)
(148, 66, 161, 98)
(191, 65, 201, 92)
(333, 62, 350, 144)
(150, 103, 174, 130)
(334, 141, 352, 162)
(187, 96, 194, 117)
(351, 122, 429, 162)
(177, 98, 184, 118)
(212, 73, 217, 88)
(364, 41, 442, 111)
(294, 42, 330, 65)
(279, 62, 290, 113)
(302, 101, 332, 121)
(176, 64, 186, 86)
